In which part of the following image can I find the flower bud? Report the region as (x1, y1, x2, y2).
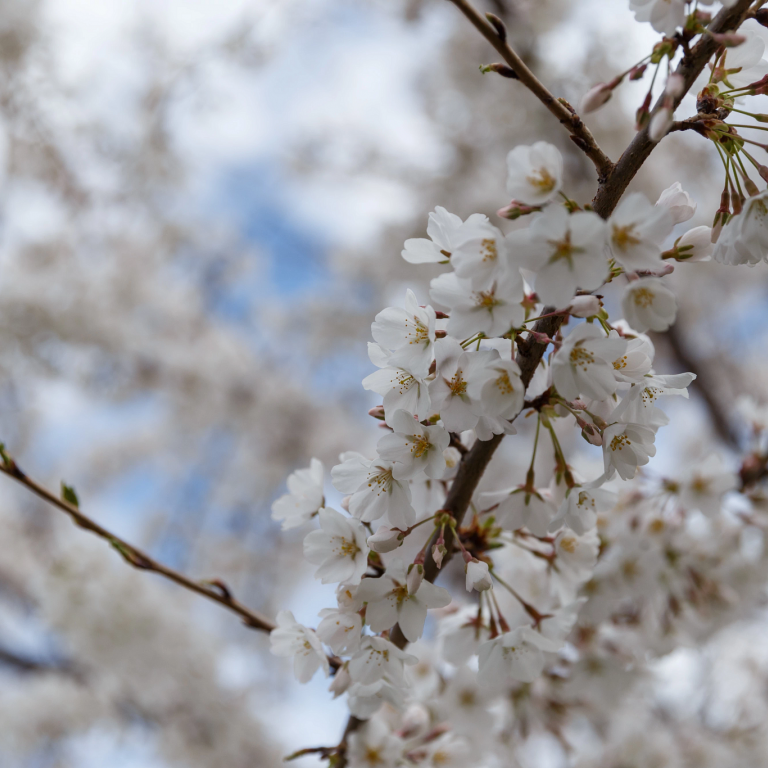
(656, 181, 696, 224)
(580, 83, 613, 114)
(465, 559, 493, 592)
(629, 63, 647, 81)
(368, 405, 385, 420)
(367, 526, 404, 553)
(664, 73, 684, 98)
(568, 295, 602, 318)
(496, 199, 540, 220)
(407, 563, 424, 594)
(581, 423, 603, 446)
(329, 665, 351, 698)
(649, 108, 673, 143)
(340, 495, 351, 512)
(675, 225, 713, 262)
(709, 32, 746, 47)
(432, 543, 448, 569)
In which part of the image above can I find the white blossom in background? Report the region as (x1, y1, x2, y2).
(621, 277, 677, 332)
(608, 192, 673, 271)
(303, 507, 370, 585)
(506, 141, 563, 205)
(674, 454, 739, 517)
(348, 636, 418, 686)
(629, 0, 686, 37)
(481, 486, 558, 536)
(271, 458, 324, 530)
(508, 205, 609, 308)
(549, 487, 617, 534)
(377, 409, 449, 480)
(402, 207, 489, 264)
(610, 329, 655, 385)
(478, 626, 562, 686)
(714, 190, 768, 265)
(347, 718, 404, 767)
(269, 611, 330, 684)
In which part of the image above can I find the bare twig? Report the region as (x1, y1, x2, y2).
(447, 0, 614, 180)
(0, 455, 277, 634)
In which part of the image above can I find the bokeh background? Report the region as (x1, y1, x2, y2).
(0, 0, 766, 766)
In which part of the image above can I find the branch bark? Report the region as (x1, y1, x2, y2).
(0, 457, 277, 634)
(447, 0, 614, 180)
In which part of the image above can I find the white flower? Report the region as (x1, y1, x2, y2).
(506, 141, 563, 205)
(675, 454, 738, 517)
(269, 610, 330, 684)
(355, 559, 451, 642)
(648, 108, 673, 143)
(602, 421, 657, 480)
(552, 323, 627, 401)
(612, 372, 696, 428)
(317, 605, 363, 655)
(371, 289, 436, 374)
(303, 507, 370, 586)
(549, 487, 616, 534)
(608, 192, 673, 271)
(610, 330, 654, 385)
(367, 525, 404, 553)
(450, 221, 511, 288)
(428, 339, 494, 433)
(675, 225, 713, 262)
(270, 458, 324, 530)
(348, 636, 418, 686)
(331, 451, 416, 529)
(480, 486, 557, 536)
(478, 625, 562, 686)
(465, 559, 493, 592)
(429, 268, 524, 339)
(348, 680, 406, 719)
(621, 277, 677, 333)
(438, 666, 493, 740)
(347, 718, 404, 766)
(363, 344, 431, 421)
(555, 528, 600, 582)
(480, 356, 525, 421)
(377, 409, 450, 480)
(508, 206, 609, 308)
(714, 190, 768, 265)
(569, 294, 603, 317)
(402, 206, 489, 264)
(629, 0, 686, 37)
(656, 182, 696, 224)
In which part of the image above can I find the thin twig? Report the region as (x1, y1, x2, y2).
(0, 456, 277, 634)
(447, 0, 614, 180)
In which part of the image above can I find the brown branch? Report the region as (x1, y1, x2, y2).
(447, 0, 614, 180)
(0, 455, 277, 634)
(591, 0, 755, 216)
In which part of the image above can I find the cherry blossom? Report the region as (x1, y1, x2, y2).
(429, 268, 524, 339)
(348, 636, 418, 686)
(629, 0, 686, 36)
(465, 559, 493, 592)
(551, 323, 627, 401)
(271, 458, 324, 530)
(549, 486, 617, 535)
(714, 190, 768, 266)
(602, 422, 657, 480)
(401, 206, 489, 264)
(508, 205, 609, 308)
(656, 182, 696, 224)
(505, 141, 563, 205)
(377, 409, 449, 480)
(450, 221, 510, 288)
(363, 344, 431, 421)
(478, 626, 562, 686)
(371, 289, 436, 373)
(303, 507, 370, 585)
(621, 277, 677, 333)
(355, 559, 451, 642)
(608, 192, 673, 271)
(347, 718, 404, 767)
(269, 611, 330, 683)
(331, 451, 416, 529)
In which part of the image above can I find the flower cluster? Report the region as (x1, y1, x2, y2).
(262, 140, 733, 765)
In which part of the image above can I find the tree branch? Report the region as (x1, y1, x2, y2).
(446, 0, 614, 180)
(0, 455, 277, 634)
(591, 0, 755, 216)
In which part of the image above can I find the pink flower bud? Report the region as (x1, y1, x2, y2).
(580, 83, 613, 114)
(432, 543, 448, 569)
(568, 295, 602, 318)
(649, 108, 673, 143)
(496, 200, 540, 220)
(328, 666, 351, 698)
(581, 424, 603, 446)
(368, 405, 385, 420)
(664, 73, 684, 98)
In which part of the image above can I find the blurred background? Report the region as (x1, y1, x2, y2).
(0, 0, 766, 766)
